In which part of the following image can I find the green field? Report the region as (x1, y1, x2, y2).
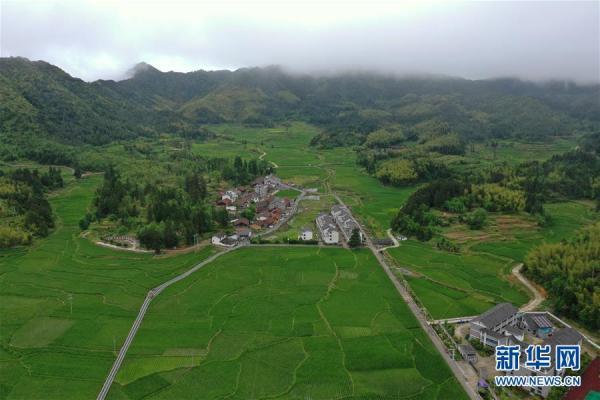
(322, 148, 416, 237)
(0, 177, 217, 399)
(193, 123, 414, 236)
(388, 242, 528, 319)
(471, 201, 598, 260)
(108, 247, 467, 400)
(389, 201, 599, 320)
(275, 188, 300, 199)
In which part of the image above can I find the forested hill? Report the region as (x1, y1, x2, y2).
(1, 56, 599, 154)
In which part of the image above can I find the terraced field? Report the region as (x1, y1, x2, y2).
(389, 201, 599, 320)
(108, 247, 467, 400)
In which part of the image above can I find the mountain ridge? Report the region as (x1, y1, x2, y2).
(1, 56, 598, 154)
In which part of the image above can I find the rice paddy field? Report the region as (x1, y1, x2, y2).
(107, 247, 467, 400)
(388, 242, 528, 319)
(0, 176, 217, 399)
(1, 123, 593, 399)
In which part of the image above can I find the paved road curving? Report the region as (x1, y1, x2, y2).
(512, 263, 545, 312)
(377, 228, 400, 251)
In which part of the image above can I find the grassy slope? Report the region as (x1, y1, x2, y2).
(0, 176, 216, 400)
(108, 247, 467, 400)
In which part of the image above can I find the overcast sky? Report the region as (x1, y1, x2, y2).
(1, 0, 599, 83)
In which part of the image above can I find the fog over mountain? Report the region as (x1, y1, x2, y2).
(1, 0, 599, 83)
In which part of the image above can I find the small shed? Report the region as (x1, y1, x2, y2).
(458, 343, 478, 363)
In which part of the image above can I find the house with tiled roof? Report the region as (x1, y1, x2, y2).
(469, 303, 520, 347)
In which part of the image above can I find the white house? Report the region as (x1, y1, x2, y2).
(508, 328, 583, 398)
(469, 303, 520, 347)
(298, 227, 313, 241)
(316, 214, 340, 244)
(211, 233, 226, 245)
(254, 184, 269, 199)
(331, 205, 363, 242)
(222, 189, 239, 202)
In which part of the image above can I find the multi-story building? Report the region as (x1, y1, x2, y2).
(330, 205, 363, 242)
(469, 303, 520, 347)
(316, 213, 340, 244)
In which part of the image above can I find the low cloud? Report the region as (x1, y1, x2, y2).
(1, 0, 598, 83)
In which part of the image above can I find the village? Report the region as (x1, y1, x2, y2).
(211, 174, 366, 248)
(211, 174, 296, 246)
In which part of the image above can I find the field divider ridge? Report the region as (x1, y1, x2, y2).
(96, 247, 237, 400)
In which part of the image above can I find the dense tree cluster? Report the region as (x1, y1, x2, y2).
(88, 155, 266, 252)
(221, 156, 272, 185)
(89, 167, 215, 252)
(391, 180, 465, 240)
(390, 134, 600, 240)
(372, 156, 450, 187)
(523, 222, 600, 330)
(0, 168, 58, 247)
(348, 228, 363, 248)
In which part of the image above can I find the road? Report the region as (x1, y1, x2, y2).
(512, 263, 545, 312)
(98, 189, 478, 399)
(98, 184, 305, 399)
(377, 228, 400, 251)
(332, 194, 479, 399)
(258, 149, 279, 168)
(96, 248, 236, 400)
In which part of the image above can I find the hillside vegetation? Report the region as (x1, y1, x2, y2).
(524, 222, 600, 330)
(0, 167, 61, 247)
(1, 57, 599, 168)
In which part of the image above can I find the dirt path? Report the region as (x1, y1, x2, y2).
(259, 150, 279, 168)
(95, 241, 153, 254)
(512, 263, 545, 312)
(378, 229, 400, 251)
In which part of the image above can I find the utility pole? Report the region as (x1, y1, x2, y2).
(68, 293, 73, 315)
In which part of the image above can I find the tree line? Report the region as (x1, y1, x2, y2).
(0, 167, 60, 247)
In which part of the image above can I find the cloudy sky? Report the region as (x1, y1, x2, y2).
(1, 0, 598, 83)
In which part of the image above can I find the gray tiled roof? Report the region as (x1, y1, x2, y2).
(544, 328, 582, 347)
(504, 325, 524, 337)
(472, 303, 519, 329)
